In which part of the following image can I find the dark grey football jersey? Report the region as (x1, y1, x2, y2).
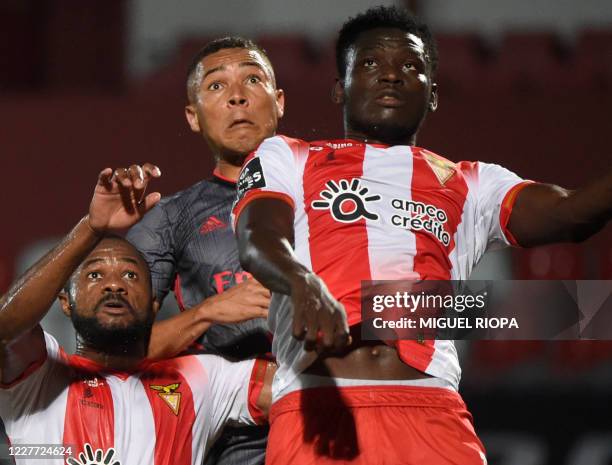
(127, 173, 270, 359)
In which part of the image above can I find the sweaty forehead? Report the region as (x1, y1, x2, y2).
(351, 28, 426, 56)
(83, 238, 148, 271)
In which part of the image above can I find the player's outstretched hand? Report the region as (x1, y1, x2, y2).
(201, 278, 270, 323)
(88, 164, 162, 235)
(291, 272, 350, 353)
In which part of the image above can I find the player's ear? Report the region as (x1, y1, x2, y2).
(58, 291, 72, 318)
(185, 104, 201, 133)
(275, 88, 285, 119)
(332, 78, 345, 105)
(429, 83, 438, 112)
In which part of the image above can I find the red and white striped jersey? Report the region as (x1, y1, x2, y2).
(232, 136, 531, 398)
(0, 331, 266, 465)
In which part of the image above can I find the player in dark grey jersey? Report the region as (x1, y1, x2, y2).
(127, 37, 285, 465)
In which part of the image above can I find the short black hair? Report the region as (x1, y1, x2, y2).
(336, 6, 438, 79)
(186, 36, 274, 102)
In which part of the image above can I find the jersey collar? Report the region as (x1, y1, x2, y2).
(65, 353, 153, 380)
(313, 138, 391, 150)
(212, 168, 237, 185)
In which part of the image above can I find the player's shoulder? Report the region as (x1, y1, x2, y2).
(127, 179, 219, 247)
(260, 136, 364, 155)
(411, 146, 455, 165)
(162, 179, 218, 208)
(253, 135, 311, 156)
(412, 146, 480, 177)
(149, 179, 221, 221)
(152, 352, 251, 387)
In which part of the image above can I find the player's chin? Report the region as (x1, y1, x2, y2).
(367, 105, 412, 123)
(225, 134, 265, 157)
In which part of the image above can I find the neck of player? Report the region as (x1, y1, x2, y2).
(215, 156, 245, 182)
(344, 127, 417, 147)
(76, 338, 146, 372)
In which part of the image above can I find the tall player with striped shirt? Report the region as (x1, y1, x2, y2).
(233, 6, 612, 465)
(0, 165, 274, 465)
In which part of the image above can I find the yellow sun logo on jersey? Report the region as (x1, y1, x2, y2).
(150, 383, 181, 415)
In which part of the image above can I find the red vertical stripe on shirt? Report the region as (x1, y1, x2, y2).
(395, 148, 470, 372)
(141, 357, 198, 465)
(62, 369, 115, 459)
(409, 148, 469, 279)
(303, 143, 372, 324)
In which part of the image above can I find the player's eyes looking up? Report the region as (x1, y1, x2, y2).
(123, 270, 138, 280)
(205, 71, 265, 93)
(84, 268, 138, 281)
(87, 271, 102, 281)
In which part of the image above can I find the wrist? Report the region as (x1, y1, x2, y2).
(83, 215, 104, 238)
(194, 297, 217, 323)
(288, 269, 316, 295)
(77, 216, 104, 247)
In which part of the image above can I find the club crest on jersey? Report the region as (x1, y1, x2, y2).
(423, 151, 456, 185)
(150, 383, 182, 415)
(66, 444, 120, 465)
(311, 178, 381, 223)
(237, 157, 266, 201)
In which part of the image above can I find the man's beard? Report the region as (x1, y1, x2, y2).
(71, 296, 154, 357)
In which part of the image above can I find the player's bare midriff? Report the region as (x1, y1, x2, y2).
(304, 324, 431, 380)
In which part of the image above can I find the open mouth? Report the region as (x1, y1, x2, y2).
(96, 296, 132, 315)
(229, 119, 255, 129)
(104, 301, 126, 308)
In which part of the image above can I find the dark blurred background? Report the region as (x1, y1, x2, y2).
(1, 1, 611, 463)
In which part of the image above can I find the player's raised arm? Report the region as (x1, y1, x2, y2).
(507, 169, 612, 247)
(0, 164, 161, 379)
